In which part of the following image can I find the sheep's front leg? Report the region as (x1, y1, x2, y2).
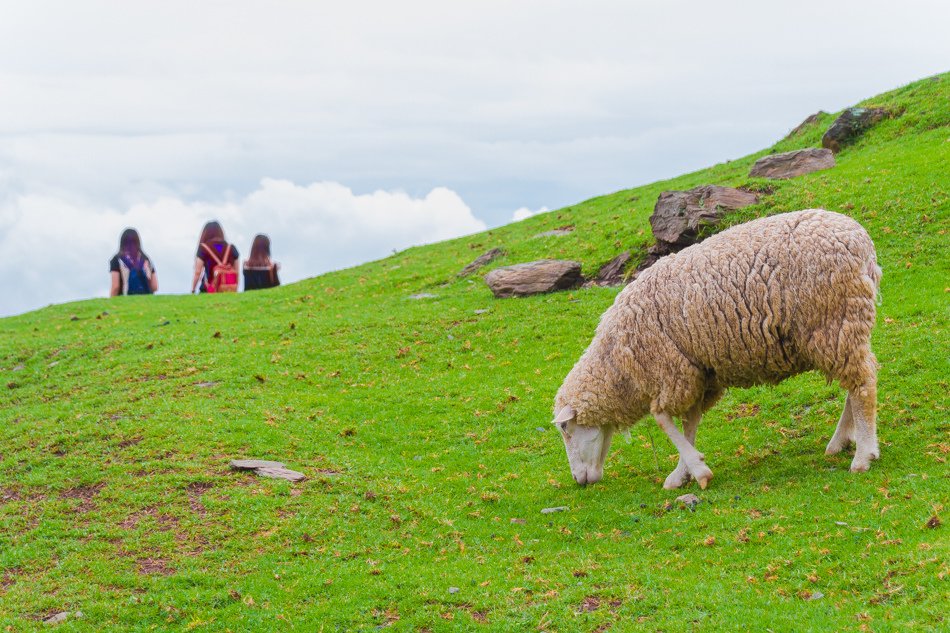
(664, 405, 702, 489)
(654, 411, 713, 489)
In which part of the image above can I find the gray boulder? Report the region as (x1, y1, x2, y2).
(821, 107, 888, 153)
(458, 248, 505, 277)
(749, 148, 835, 179)
(485, 260, 583, 298)
(650, 185, 760, 249)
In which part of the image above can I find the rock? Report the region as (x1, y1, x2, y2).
(807, 591, 824, 601)
(194, 381, 219, 388)
(650, 186, 759, 249)
(448, 587, 460, 594)
(510, 518, 526, 524)
(749, 148, 835, 179)
(785, 111, 827, 138)
(675, 493, 701, 508)
(586, 252, 632, 287)
(540, 506, 569, 514)
(458, 248, 505, 277)
(408, 293, 437, 300)
(533, 228, 573, 238)
(230, 459, 286, 470)
(484, 260, 583, 298)
(12, 364, 25, 372)
(44, 611, 81, 625)
(822, 107, 888, 153)
(473, 309, 489, 315)
(255, 467, 306, 482)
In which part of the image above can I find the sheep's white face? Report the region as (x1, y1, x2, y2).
(553, 405, 614, 486)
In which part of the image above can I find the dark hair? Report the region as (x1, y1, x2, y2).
(247, 234, 272, 267)
(199, 221, 225, 245)
(119, 228, 142, 260)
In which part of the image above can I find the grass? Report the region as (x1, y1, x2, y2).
(1, 73, 948, 632)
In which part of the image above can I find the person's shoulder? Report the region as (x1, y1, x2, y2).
(109, 254, 120, 270)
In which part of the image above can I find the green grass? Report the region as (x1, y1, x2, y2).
(1, 73, 948, 632)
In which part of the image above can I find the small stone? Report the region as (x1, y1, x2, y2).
(675, 493, 701, 508)
(43, 611, 76, 625)
(255, 467, 306, 482)
(194, 381, 219, 388)
(458, 248, 505, 277)
(532, 228, 573, 238)
(69, 315, 79, 321)
(834, 521, 848, 526)
(408, 293, 437, 300)
(448, 587, 460, 594)
(230, 459, 286, 470)
(473, 309, 489, 314)
(822, 107, 888, 153)
(12, 364, 25, 372)
(585, 252, 632, 287)
(510, 518, 526, 524)
(807, 591, 824, 601)
(540, 506, 569, 514)
(535, 427, 546, 432)
(785, 111, 826, 138)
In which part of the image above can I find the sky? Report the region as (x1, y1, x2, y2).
(1, 1, 948, 317)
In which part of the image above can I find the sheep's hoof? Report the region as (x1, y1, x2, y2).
(849, 458, 871, 473)
(663, 467, 691, 490)
(692, 465, 713, 490)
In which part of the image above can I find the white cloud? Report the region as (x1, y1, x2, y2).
(512, 206, 549, 222)
(0, 180, 485, 316)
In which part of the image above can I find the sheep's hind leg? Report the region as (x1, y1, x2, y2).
(664, 405, 702, 489)
(848, 381, 880, 473)
(654, 411, 713, 489)
(825, 393, 855, 455)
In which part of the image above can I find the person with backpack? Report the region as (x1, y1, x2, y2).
(191, 220, 240, 293)
(109, 228, 158, 296)
(243, 234, 281, 291)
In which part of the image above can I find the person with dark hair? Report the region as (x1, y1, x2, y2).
(243, 234, 281, 291)
(109, 228, 158, 296)
(191, 220, 240, 293)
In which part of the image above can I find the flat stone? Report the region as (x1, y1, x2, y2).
(473, 309, 490, 314)
(43, 611, 81, 625)
(822, 107, 888, 153)
(484, 260, 583, 298)
(510, 518, 526, 524)
(807, 591, 825, 601)
(749, 148, 835, 179)
(230, 459, 286, 470)
(255, 467, 306, 482)
(194, 381, 219, 388)
(458, 248, 505, 277)
(408, 293, 437, 300)
(448, 587, 460, 594)
(540, 506, 569, 514)
(12, 364, 25, 372)
(532, 228, 573, 238)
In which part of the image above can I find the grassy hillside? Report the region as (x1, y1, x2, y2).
(1, 74, 947, 631)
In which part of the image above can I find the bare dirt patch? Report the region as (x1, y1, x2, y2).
(186, 482, 212, 518)
(60, 483, 105, 513)
(136, 557, 174, 576)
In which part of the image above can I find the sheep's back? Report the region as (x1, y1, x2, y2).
(617, 209, 878, 387)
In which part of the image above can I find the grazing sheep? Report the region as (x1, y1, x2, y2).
(553, 209, 881, 488)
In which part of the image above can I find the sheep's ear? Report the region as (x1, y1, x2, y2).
(553, 405, 576, 425)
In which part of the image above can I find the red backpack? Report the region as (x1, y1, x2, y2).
(200, 243, 239, 293)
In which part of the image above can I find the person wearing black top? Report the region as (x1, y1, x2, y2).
(109, 228, 158, 296)
(243, 234, 281, 291)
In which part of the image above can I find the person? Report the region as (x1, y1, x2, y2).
(109, 228, 158, 296)
(191, 221, 240, 293)
(243, 234, 281, 291)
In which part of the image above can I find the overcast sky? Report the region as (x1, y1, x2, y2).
(1, 1, 947, 317)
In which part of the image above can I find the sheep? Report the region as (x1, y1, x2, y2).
(552, 209, 881, 488)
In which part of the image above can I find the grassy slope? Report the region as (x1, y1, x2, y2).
(1, 74, 947, 632)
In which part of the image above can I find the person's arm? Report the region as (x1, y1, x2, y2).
(109, 271, 120, 297)
(145, 259, 159, 293)
(191, 257, 204, 293)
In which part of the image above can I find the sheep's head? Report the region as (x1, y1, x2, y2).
(553, 405, 614, 486)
